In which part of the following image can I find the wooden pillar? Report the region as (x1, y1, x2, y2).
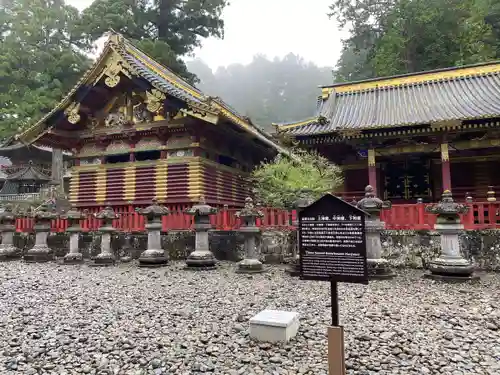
(368, 149, 377, 194)
(441, 143, 451, 192)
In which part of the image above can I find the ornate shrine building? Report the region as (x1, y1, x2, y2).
(275, 61, 500, 202)
(13, 33, 286, 209)
(0, 142, 70, 202)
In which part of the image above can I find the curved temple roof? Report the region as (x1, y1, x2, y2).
(15, 32, 289, 156)
(276, 61, 500, 136)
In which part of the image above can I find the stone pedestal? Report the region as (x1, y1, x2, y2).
(286, 196, 313, 277)
(137, 200, 169, 267)
(24, 204, 58, 263)
(139, 223, 168, 267)
(64, 231, 83, 264)
(424, 191, 478, 282)
(424, 224, 478, 281)
(185, 197, 218, 270)
(186, 226, 217, 269)
(61, 207, 87, 264)
(0, 205, 21, 261)
(357, 185, 395, 279)
(91, 207, 118, 267)
(236, 197, 265, 273)
(365, 217, 395, 279)
(24, 225, 52, 263)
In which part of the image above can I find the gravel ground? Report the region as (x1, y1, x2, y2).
(0, 261, 499, 375)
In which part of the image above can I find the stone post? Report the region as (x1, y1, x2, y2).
(137, 198, 170, 267)
(51, 148, 64, 193)
(92, 206, 119, 266)
(424, 190, 479, 281)
(24, 203, 58, 263)
(0, 204, 21, 261)
(184, 196, 218, 270)
(356, 185, 395, 279)
(286, 194, 314, 277)
(60, 207, 88, 264)
(235, 197, 265, 273)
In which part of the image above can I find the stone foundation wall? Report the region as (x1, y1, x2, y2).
(9, 229, 500, 271)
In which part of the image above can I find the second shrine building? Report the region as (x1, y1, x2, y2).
(275, 62, 500, 203)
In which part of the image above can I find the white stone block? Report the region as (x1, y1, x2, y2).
(249, 310, 299, 343)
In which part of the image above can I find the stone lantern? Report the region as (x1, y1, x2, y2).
(286, 192, 314, 277)
(0, 204, 21, 261)
(184, 196, 218, 270)
(60, 206, 88, 264)
(24, 203, 58, 263)
(92, 206, 119, 266)
(137, 198, 170, 267)
(424, 190, 478, 281)
(356, 185, 395, 279)
(236, 197, 265, 273)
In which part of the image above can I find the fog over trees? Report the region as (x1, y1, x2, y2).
(186, 55, 334, 131)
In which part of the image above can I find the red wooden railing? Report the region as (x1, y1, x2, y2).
(13, 201, 500, 233)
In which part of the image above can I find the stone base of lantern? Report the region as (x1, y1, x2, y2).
(185, 250, 217, 270)
(63, 253, 84, 265)
(285, 254, 300, 277)
(24, 246, 52, 263)
(236, 258, 266, 274)
(367, 259, 396, 279)
(90, 253, 115, 267)
(424, 256, 479, 282)
(0, 246, 21, 261)
(138, 249, 168, 267)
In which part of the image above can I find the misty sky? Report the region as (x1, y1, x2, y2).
(68, 0, 347, 70)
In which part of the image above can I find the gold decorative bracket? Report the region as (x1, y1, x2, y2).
(95, 52, 134, 88)
(440, 143, 449, 161)
(64, 102, 81, 124)
(145, 89, 166, 113)
(368, 149, 376, 166)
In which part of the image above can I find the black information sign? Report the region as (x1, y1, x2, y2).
(299, 194, 368, 284)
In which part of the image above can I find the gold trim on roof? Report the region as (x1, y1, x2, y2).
(16, 32, 284, 155)
(276, 117, 321, 130)
(323, 62, 500, 96)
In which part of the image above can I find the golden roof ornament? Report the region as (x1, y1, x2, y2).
(145, 89, 166, 113)
(64, 102, 81, 124)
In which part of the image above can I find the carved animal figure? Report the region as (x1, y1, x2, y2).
(105, 112, 127, 127)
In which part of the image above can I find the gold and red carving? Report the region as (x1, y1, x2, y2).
(135, 136, 163, 150)
(106, 140, 130, 153)
(166, 133, 193, 149)
(78, 143, 102, 156)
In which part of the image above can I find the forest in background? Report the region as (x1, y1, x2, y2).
(3, 0, 500, 138)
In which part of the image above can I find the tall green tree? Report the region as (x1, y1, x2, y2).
(0, 0, 90, 138)
(330, 0, 497, 80)
(77, 0, 228, 82)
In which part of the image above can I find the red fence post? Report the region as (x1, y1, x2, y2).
(462, 195, 474, 230)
